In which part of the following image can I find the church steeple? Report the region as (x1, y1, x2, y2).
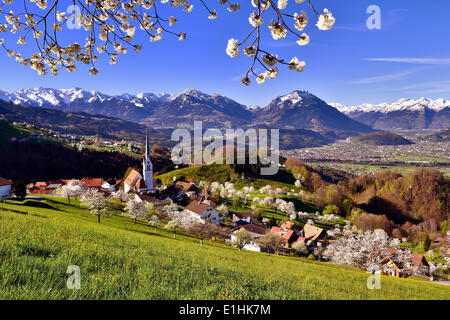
(145, 128, 150, 160)
(142, 128, 154, 191)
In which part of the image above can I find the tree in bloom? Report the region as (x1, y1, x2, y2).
(57, 179, 86, 204)
(165, 218, 183, 239)
(111, 189, 131, 204)
(148, 214, 160, 232)
(323, 229, 413, 274)
(0, 0, 334, 83)
(80, 188, 109, 223)
(124, 198, 148, 224)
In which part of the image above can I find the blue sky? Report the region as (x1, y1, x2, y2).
(1, 0, 450, 107)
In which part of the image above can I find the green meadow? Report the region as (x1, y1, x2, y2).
(0, 198, 449, 300)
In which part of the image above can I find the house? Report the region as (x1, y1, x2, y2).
(410, 253, 430, 276)
(232, 211, 254, 224)
(379, 249, 429, 278)
(231, 222, 267, 252)
(300, 224, 326, 246)
(81, 178, 104, 190)
(379, 257, 404, 277)
(175, 181, 199, 194)
(185, 200, 220, 225)
(29, 186, 54, 195)
(0, 177, 13, 198)
(280, 221, 295, 231)
(101, 179, 121, 192)
(270, 226, 298, 248)
(35, 181, 48, 188)
(135, 193, 173, 206)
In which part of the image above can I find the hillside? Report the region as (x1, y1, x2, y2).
(422, 128, 450, 142)
(0, 120, 173, 182)
(0, 100, 172, 147)
(0, 198, 448, 299)
(351, 132, 414, 146)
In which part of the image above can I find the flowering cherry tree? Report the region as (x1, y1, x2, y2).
(80, 188, 110, 223)
(124, 198, 148, 223)
(0, 0, 334, 84)
(57, 179, 86, 204)
(323, 229, 413, 274)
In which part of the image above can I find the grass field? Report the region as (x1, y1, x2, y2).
(0, 198, 449, 300)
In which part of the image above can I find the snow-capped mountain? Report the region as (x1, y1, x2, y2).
(331, 98, 450, 114)
(330, 98, 450, 130)
(254, 90, 373, 133)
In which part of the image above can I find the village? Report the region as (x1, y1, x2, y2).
(1, 131, 449, 283)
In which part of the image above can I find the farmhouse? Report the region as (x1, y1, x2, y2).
(0, 177, 12, 198)
(301, 224, 326, 246)
(185, 200, 220, 225)
(270, 226, 298, 248)
(231, 222, 267, 252)
(81, 178, 104, 189)
(232, 211, 254, 224)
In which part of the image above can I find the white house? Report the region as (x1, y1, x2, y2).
(0, 177, 12, 198)
(231, 222, 267, 252)
(185, 200, 220, 225)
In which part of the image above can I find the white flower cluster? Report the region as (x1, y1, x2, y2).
(0, 0, 194, 76)
(323, 229, 412, 273)
(316, 214, 341, 223)
(225, 0, 335, 85)
(274, 198, 296, 215)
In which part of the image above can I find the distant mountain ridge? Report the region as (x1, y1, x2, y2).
(331, 98, 450, 130)
(0, 87, 373, 135)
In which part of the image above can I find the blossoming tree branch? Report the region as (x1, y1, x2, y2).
(0, 0, 335, 84)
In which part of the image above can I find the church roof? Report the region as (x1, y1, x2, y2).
(136, 178, 147, 189)
(124, 169, 141, 187)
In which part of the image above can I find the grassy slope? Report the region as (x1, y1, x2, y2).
(0, 198, 449, 300)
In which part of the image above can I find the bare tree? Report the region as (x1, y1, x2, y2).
(232, 228, 253, 251)
(0, 1, 334, 84)
(257, 232, 284, 255)
(189, 222, 210, 245)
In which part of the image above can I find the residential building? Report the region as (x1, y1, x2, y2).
(0, 177, 12, 198)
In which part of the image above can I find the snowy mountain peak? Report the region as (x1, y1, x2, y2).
(331, 98, 450, 114)
(279, 90, 318, 104)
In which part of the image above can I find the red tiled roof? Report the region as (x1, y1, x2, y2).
(0, 177, 12, 187)
(81, 178, 104, 188)
(30, 187, 53, 194)
(411, 253, 429, 269)
(35, 181, 47, 188)
(270, 227, 296, 241)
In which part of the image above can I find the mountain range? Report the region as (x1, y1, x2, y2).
(0, 88, 373, 133)
(331, 98, 450, 130)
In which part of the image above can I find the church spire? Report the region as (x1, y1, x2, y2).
(145, 127, 150, 160)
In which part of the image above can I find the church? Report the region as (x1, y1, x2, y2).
(123, 130, 154, 194)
